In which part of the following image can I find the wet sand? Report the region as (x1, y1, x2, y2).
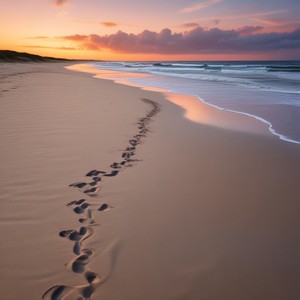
(0, 63, 300, 300)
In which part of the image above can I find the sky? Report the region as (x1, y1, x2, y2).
(1, 0, 300, 60)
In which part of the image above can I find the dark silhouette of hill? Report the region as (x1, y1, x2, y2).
(0, 50, 72, 62)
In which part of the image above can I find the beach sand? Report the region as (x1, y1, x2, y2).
(0, 63, 300, 300)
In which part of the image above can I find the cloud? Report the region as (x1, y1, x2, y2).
(251, 18, 287, 26)
(100, 22, 118, 27)
(54, 0, 69, 7)
(195, 8, 288, 25)
(30, 36, 50, 40)
(61, 27, 300, 54)
(63, 34, 87, 41)
(253, 9, 288, 17)
(22, 45, 77, 50)
(180, 0, 223, 14)
(237, 26, 264, 36)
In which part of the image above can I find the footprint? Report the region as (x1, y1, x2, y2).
(135, 133, 145, 139)
(69, 182, 88, 188)
(97, 203, 109, 212)
(89, 177, 101, 186)
(59, 230, 74, 238)
(129, 139, 138, 146)
(84, 187, 98, 193)
(92, 176, 101, 182)
(73, 241, 81, 255)
(79, 226, 88, 236)
(71, 246, 93, 273)
(67, 199, 86, 207)
(69, 230, 82, 241)
(61, 227, 83, 242)
(83, 187, 99, 197)
(110, 162, 121, 169)
(140, 128, 148, 134)
(103, 170, 119, 177)
(80, 286, 95, 299)
(42, 285, 71, 300)
(122, 152, 131, 159)
(84, 270, 101, 284)
(78, 217, 95, 224)
(85, 170, 106, 177)
(74, 202, 90, 214)
(72, 254, 90, 273)
(74, 206, 85, 214)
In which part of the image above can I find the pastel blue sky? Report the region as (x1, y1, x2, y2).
(1, 0, 300, 59)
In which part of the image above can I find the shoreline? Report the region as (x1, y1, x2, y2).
(1, 62, 300, 300)
(67, 62, 300, 145)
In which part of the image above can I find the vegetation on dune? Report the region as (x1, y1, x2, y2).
(0, 50, 71, 63)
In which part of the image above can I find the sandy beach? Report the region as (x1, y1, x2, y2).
(0, 62, 300, 300)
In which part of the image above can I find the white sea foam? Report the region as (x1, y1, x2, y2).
(195, 95, 300, 145)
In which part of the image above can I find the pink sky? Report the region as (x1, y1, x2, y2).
(1, 0, 299, 60)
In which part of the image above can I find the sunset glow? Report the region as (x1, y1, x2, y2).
(1, 0, 300, 60)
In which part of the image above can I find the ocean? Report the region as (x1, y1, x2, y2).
(90, 61, 300, 144)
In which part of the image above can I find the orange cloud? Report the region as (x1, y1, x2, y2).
(100, 22, 118, 27)
(22, 45, 77, 50)
(63, 34, 101, 50)
(30, 36, 50, 40)
(63, 34, 87, 41)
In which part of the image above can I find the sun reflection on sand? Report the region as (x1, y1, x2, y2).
(164, 92, 271, 135)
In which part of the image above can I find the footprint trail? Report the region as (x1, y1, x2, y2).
(42, 98, 160, 300)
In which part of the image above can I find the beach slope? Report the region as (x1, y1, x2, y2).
(0, 63, 299, 300)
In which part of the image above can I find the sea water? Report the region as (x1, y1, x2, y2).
(90, 61, 300, 144)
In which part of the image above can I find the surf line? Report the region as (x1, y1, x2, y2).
(42, 98, 161, 300)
